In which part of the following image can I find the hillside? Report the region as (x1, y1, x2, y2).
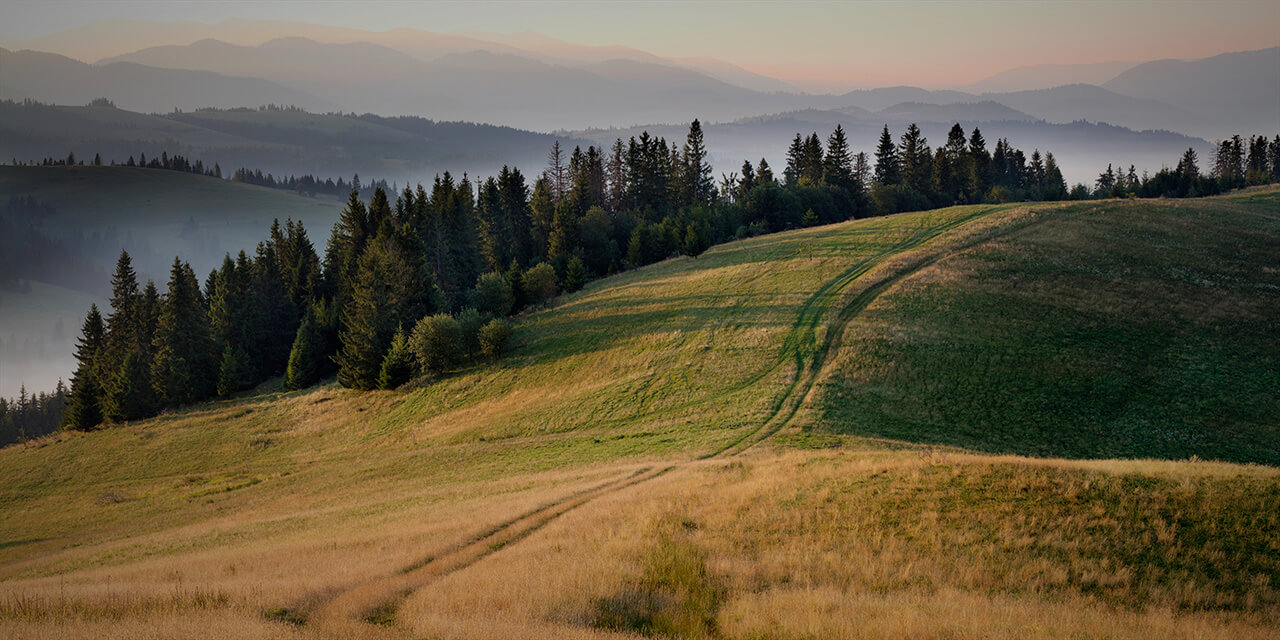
(0, 190, 1277, 639)
(0, 101, 580, 186)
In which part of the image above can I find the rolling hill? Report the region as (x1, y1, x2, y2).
(0, 189, 1276, 639)
(0, 100, 583, 186)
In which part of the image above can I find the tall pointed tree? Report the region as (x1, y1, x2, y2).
(152, 258, 215, 406)
(63, 304, 105, 430)
(873, 125, 901, 186)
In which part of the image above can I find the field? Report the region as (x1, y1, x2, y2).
(0, 190, 1277, 639)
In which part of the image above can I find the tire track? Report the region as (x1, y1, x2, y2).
(295, 204, 1036, 638)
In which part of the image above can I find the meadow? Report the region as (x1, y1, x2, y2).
(0, 190, 1276, 639)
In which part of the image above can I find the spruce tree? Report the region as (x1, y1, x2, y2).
(323, 190, 370, 307)
(283, 303, 327, 391)
(899, 124, 932, 194)
(873, 126, 901, 185)
(335, 233, 433, 389)
(152, 258, 215, 406)
(823, 125, 854, 192)
(968, 128, 990, 198)
(103, 348, 154, 422)
(377, 327, 415, 390)
(63, 304, 105, 430)
(682, 120, 715, 207)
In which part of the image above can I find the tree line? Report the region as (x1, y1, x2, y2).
(0, 382, 67, 446)
(1092, 134, 1280, 199)
(46, 119, 1063, 433)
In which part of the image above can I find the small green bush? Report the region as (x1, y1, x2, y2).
(478, 318, 513, 360)
(410, 313, 462, 374)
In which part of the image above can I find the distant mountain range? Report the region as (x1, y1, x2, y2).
(0, 19, 1274, 139)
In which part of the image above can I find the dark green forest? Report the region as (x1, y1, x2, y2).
(3, 120, 1277, 442)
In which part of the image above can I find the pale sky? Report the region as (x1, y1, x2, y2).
(4, 0, 1278, 90)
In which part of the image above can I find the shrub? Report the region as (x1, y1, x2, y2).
(523, 262, 558, 307)
(472, 272, 514, 317)
(478, 319, 513, 360)
(456, 307, 485, 356)
(410, 313, 462, 375)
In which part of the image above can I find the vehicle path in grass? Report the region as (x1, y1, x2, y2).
(297, 203, 1063, 639)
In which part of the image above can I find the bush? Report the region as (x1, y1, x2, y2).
(472, 272, 514, 317)
(478, 318, 513, 360)
(410, 313, 462, 374)
(524, 262, 558, 307)
(456, 307, 485, 356)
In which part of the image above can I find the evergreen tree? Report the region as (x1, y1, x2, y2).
(63, 304, 105, 430)
(563, 255, 588, 292)
(151, 258, 215, 406)
(335, 233, 435, 389)
(103, 348, 154, 422)
(1043, 153, 1067, 200)
(377, 327, 415, 390)
(323, 190, 370, 307)
(216, 345, 251, 397)
(606, 138, 628, 214)
(681, 120, 715, 207)
(823, 125, 854, 192)
(968, 127, 990, 198)
(873, 125, 901, 185)
(546, 140, 568, 203)
(104, 250, 141, 361)
(784, 133, 805, 187)
(529, 177, 556, 261)
(756, 158, 774, 185)
(899, 124, 932, 194)
(283, 303, 328, 391)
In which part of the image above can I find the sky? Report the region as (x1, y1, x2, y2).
(3, 0, 1279, 90)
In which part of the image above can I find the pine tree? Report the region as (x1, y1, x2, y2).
(546, 140, 568, 204)
(563, 255, 588, 292)
(103, 348, 154, 422)
(104, 250, 140, 361)
(682, 120, 715, 207)
(899, 124, 932, 194)
(151, 258, 215, 406)
(968, 128, 990, 198)
(216, 345, 250, 397)
(784, 134, 805, 187)
(873, 126, 901, 185)
(606, 138, 628, 214)
(283, 303, 328, 391)
(335, 233, 434, 389)
(377, 327, 415, 390)
(63, 304, 105, 430)
(823, 125, 854, 192)
(323, 190, 370, 307)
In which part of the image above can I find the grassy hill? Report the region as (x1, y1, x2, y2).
(0, 191, 1276, 639)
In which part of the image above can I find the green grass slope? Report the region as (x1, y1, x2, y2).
(817, 189, 1280, 464)
(0, 191, 1276, 639)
